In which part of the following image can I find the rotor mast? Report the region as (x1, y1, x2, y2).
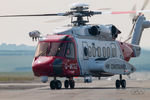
(70, 3, 91, 26)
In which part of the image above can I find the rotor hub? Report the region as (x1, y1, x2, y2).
(69, 3, 91, 26)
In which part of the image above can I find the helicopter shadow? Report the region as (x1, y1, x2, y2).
(39, 87, 141, 90)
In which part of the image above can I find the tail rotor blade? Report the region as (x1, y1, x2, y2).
(124, 22, 136, 42)
(130, 4, 137, 19)
(141, 0, 149, 10)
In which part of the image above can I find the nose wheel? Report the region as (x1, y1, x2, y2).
(115, 74, 126, 89)
(50, 77, 75, 89)
(50, 79, 62, 89)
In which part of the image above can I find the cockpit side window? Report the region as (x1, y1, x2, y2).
(65, 42, 75, 59)
(48, 42, 61, 56)
(48, 42, 68, 57)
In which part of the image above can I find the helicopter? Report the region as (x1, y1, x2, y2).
(0, 1, 150, 89)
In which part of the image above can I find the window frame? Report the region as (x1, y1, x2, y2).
(65, 42, 76, 59)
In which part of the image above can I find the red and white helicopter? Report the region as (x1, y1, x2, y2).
(1, 2, 150, 89)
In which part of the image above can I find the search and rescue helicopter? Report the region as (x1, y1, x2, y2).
(0, 1, 150, 89)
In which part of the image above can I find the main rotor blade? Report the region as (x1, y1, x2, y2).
(101, 11, 136, 15)
(0, 13, 66, 17)
(101, 10, 150, 15)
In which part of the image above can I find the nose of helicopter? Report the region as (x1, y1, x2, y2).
(32, 56, 54, 76)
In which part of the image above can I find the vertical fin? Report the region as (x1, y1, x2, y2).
(131, 15, 150, 45)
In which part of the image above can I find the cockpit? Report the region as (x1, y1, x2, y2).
(35, 36, 75, 59)
(32, 35, 80, 78)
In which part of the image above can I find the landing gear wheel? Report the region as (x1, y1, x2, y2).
(69, 80, 75, 89)
(50, 80, 56, 89)
(64, 80, 69, 89)
(50, 80, 62, 89)
(115, 75, 127, 89)
(121, 79, 126, 89)
(55, 80, 62, 89)
(115, 80, 120, 89)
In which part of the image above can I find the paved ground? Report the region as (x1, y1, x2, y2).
(0, 79, 150, 100)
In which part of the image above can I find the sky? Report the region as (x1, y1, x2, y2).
(0, 0, 150, 49)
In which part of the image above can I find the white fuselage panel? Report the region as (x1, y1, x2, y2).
(74, 37, 123, 75)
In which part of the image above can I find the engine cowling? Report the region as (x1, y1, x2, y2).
(109, 25, 121, 39)
(88, 25, 121, 40)
(88, 25, 100, 36)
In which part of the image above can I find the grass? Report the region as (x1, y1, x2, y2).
(0, 72, 34, 82)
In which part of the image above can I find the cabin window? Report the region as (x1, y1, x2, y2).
(84, 47, 88, 57)
(97, 47, 101, 57)
(65, 42, 75, 59)
(88, 46, 92, 57)
(92, 46, 96, 57)
(112, 48, 117, 57)
(111, 43, 117, 57)
(107, 47, 110, 58)
(103, 47, 106, 58)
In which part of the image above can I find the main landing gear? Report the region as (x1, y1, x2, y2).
(64, 77, 75, 89)
(50, 77, 75, 89)
(115, 74, 126, 89)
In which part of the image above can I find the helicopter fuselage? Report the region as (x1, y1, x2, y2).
(32, 25, 138, 79)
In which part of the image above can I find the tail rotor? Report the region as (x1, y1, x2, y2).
(125, 0, 149, 43)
